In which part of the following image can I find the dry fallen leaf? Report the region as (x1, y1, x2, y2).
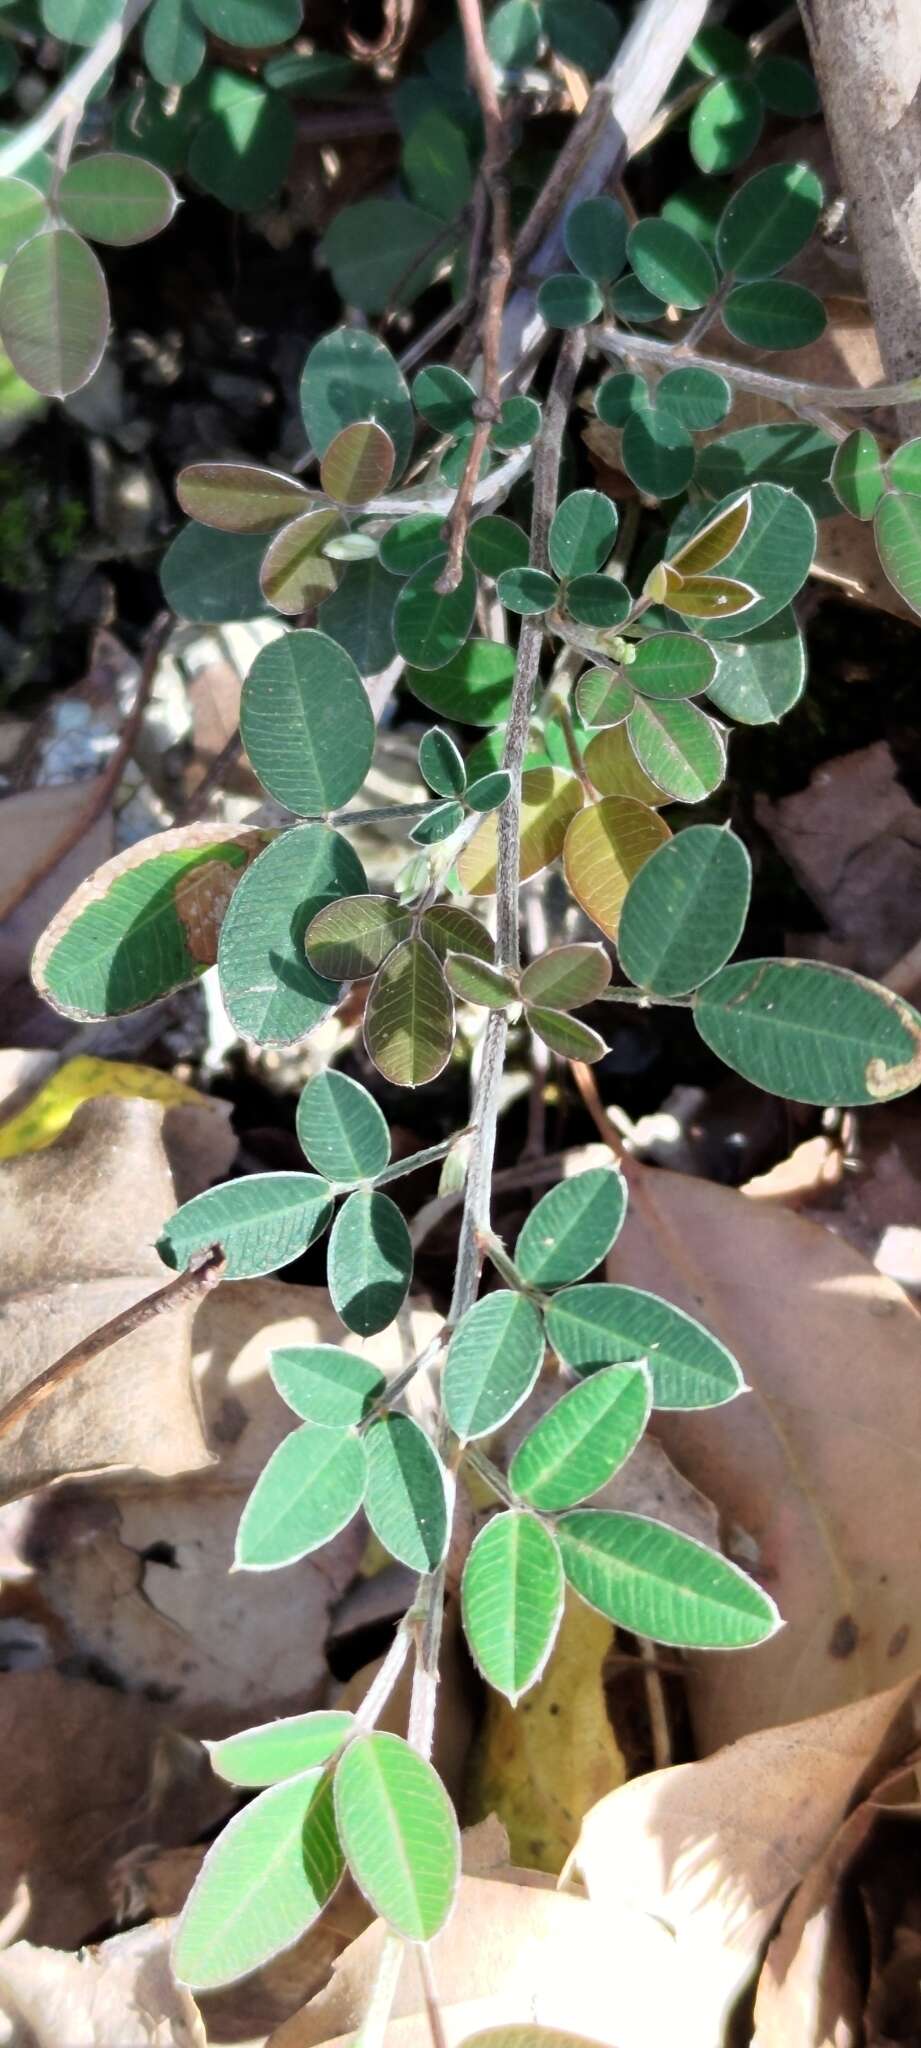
(14, 1282, 440, 1729)
(609, 1165, 921, 1750)
(571, 1671, 919, 2042)
(0, 1921, 206, 2046)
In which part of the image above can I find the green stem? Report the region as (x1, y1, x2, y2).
(373, 1130, 473, 1188)
(463, 1443, 518, 1508)
(597, 985, 692, 1007)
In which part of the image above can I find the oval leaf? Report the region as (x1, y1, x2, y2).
(320, 420, 396, 506)
(509, 1364, 651, 1509)
(549, 490, 618, 580)
(260, 509, 345, 613)
(270, 1345, 385, 1427)
(457, 767, 583, 895)
(177, 462, 311, 534)
(236, 1423, 366, 1569)
(57, 151, 178, 246)
(874, 492, 921, 618)
(444, 954, 517, 1008)
(173, 1770, 342, 1991)
(557, 1509, 779, 1647)
(626, 698, 726, 804)
(442, 1290, 546, 1442)
(563, 797, 670, 940)
(296, 1070, 390, 1184)
(394, 554, 477, 670)
(364, 938, 455, 1088)
(461, 1511, 564, 1704)
(715, 161, 823, 281)
(527, 1007, 607, 1061)
(519, 943, 612, 1010)
(583, 726, 668, 805)
(328, 1188, 413, 1336)
(694, 958, 921, 1106)
(627, 219, 717, 310)
(515, 1167, 626, 1288)
(218, 824, 365, 1047)
(241, 630, 374, 814)
(0, 227, 107, 397)
(157, 1172, 333, 1281)
(619, 823, 751, 997)
(364, 1413, 450, 1570)
(301, 326, 413, 477)
(630, 633, 716, 702)
(208, 1710, 353, 1788)
(334, 1733, 459, 1940)
(545, 1282, 743, 1410)
(306, 895, 412, 980)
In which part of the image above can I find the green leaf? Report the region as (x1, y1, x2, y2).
(306, 895, 410, 980)
(445, 954, 517, 1007)
(705, 606, 806, 724)
(420, 727, 467, 798)
(542, 0, 620, 74)
(412, 362, 476, 434)
(626, 698, 726, 804)
(831, 429, 886, 520)
(754, 52, 819, 114)
(466, 515, 530, 578)
(527, 1008, 607, 1061)
(654, 366, 730, 431)
(630, 632, 715, 701)
(403, 110, 472, 221)
(319, 556, 397, 675)
(519, 943, 611, 1009)
(364, 938, 455, 1087)
(546, 1281, 743, 1408)
(694, 957, 921, 1105)
(556, 1510, 779, 1647)
(673, 481, 816, 638)
(236, 1423, 366, 1569)
(177, 462, 310, 534)
(302, 327, 413, 477)
(264, 50, 358, 91)
(0, 227, 107, 398)
(563, 195, 627, 284)
(241, 630, 374, 814)
(161, 523, 271, 621)
(40, 0, 120, 41)
(420, 904, 495, 962)
(695, 423, 837, 518)
(583, 725, 666, 804)
(260, 507, 344, 613)
(622, 405, 695, 498)
(509, 1363, 650, 1508)
(595, 370, 649, 428)
(394, 553, 477, 669)
(515, 1166, 626, 1287)
(575, 667, 633, 727)
(218, 824, 365, 1047)
(334, 1733, 459, 1939)
(32, 823, 267, 1021)
(608, 273, 666, 323)
(173, 1771, 342, 1991)
(270, 1345, 385, 1427)
(874, 492, 921, 617)
(487, 0, 541, 66)
(58, 152, 178, 246)
(887, 439, 921, 495)
(563, 795, 670, 939)
(496, 566, 558, 615)
(379, 516, 444, 577)
(158, 1172, 333, 1281)
(549, 490, 618, 579)
(143, 0, 205, 85)
(723, 280, 826, 352)
(466, 769, 512, 811)
(188, 74, 294, 209)
(564, 573, 631, 627)
(537, 274, 603, 328)
(364, 1413, 450, 1569)
(715, 161, 823, 281)
(461, 1510, 564, 1703)
(194, 0, 302, 44)
(296, 1070, 390, 1184)
(665, 573, 756, 621)
(689, 75, 763, 175)
(627, 219, 716, 310)
(320, 421, 396, 507)
(661, 177, 725, 249)
(328, 1189, 412, 1336)
(410, 799, 465, 846)
(0, 178, 49, 263)
(208, 1710, 353, 1787)
(686, 23, 748, 74)
(321, 198, 452, 313)
(619, 823, 751, 997)
(443, 1290, 545, 1441)
(458, 766, 583, 894)
(669, 491, 752, 575)
(406, 639, 516, 724)
(491, 394, 541, 449)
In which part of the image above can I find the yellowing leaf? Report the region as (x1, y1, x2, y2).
(0, 1056, 208, 1159)
(563, 798, 670, 940)
(584, 725, 668, 805)
(457, 768, 583, 895)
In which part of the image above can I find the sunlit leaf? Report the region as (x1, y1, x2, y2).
(240, 629, 374, 813)
(461, 1511, 564, 1703)
(260, 508, 344, 613)
(420, 903, 495, 964)
(58, 152, 178, 246)
(723, 280, 826, 351)
(0, 177, 49, 262)
(271, 1345, 385, 1428)
(664, 573, 756, 620)
(526, 1007, 607, 1061)
(208, 1710, 353, 1787)
(443, 1290, 545, 1441)
(549, 490, 618, 579)
(334, 1733, 459, 1939)
(583, 726, 668, 804)
(619, 823, 751, 996)
(515, 1166, 626, 1287)
(519, 942, 611, 1010)
(445, 953, 517, 1007)
(173, 1771, 342, 1991)
(458, 766, 582, 894)
(33, 823, 268, 1020)
(0, 227, 107, 397)
(715, 161, 823, 280)
(831, 429, 886, 520)
(364, 938, 455, 1087)
(394, 553, 477, 669)
(627, 219, 716, 309)
(509, 1363, 650, 1508)
(630, 632, 715, 700)
(670, 481, 815, 636)
(301, 327, 413, 476)
(689, 75, 762, 174)
(563, 796, 669, 939)
(296, 1070, 390, 1184)
(887, 439, 921, 496)
(575, 667, 633, 726)
(694, 958, 921, 1105)
(305, 895, 410, 980)
(626, 697, 726, 803)
(363, 1414, 450, 1569)
(158, 1172, 333, 1281)
(669, 491, 751, 575)
(320, 420, 396, 506)
(236, 1423, 366, 1569)
(419, 726, 467, 798)
(557, 1509, 780, 1646)
(218, 824, 365, 1046)
(405, 639, 516, 724)
(327, 1188, 413, 1335)
(545, 1281, 743, 1408)
(40, 0, 120, 42)
(874, 492, 921, 617)
(705, 606, 806, 724)
(177, 462, 311, 533)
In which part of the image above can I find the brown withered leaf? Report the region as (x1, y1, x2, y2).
(0, 1922, 206, 2045)
(0, 1095, 225, 1503)
(609, 1165, 921, 1751)
(572, 1673, 920, 2045)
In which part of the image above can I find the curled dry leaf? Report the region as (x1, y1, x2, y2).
(608, 1164, 921, 1750)
(0, 1923, 207, 2047)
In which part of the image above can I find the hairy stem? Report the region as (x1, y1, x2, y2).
(596, 325, 921, 412)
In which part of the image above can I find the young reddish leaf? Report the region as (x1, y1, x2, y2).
(563, 797, 670, 940)
(457, 767, 583, 894)
(177, 463, 312, 533)
(259, 509, 345, 613)
(0, 228, 108, 397)
(364, 938, 455, 1087)
(57, 152, 178, 246)
(319, 420, 396, 506)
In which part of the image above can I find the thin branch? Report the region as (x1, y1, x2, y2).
(353, 1618, 413, 1732)
(407, 1563, 445, 1759)
(174, 729, 243, 825)
(595, 324, 921, 412)
(435, 0, 512, 592)
(417, 1946, 450, 2048)
(0, 0, 152, 176)
(0, 611, 171, 925)
(631, 3, 799, 154)
(0, 1245, 226, 1442)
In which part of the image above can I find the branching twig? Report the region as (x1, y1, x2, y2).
(0, 0, 152, 176)
(596, 325, 921, 412)
(435, 0, 512, 592)
(0, 1245, 225, 1442)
